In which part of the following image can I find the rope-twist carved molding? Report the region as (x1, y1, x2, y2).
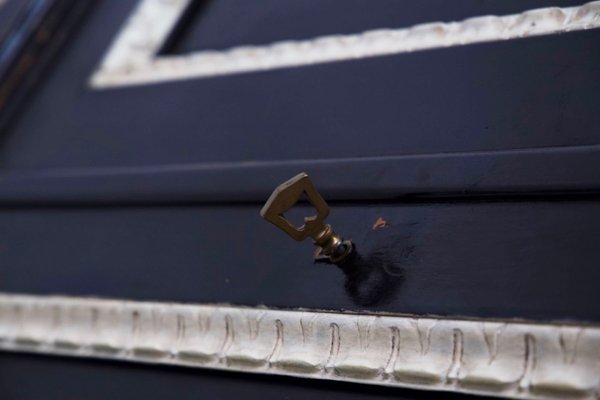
(90, 0, 600, 87)
(0, 294, 599, 399)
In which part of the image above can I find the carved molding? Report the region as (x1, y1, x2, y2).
(0, 294, 599, 399)
(89, 0, 600, 88)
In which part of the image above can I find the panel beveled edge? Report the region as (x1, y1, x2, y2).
(89, 1, 600, 88)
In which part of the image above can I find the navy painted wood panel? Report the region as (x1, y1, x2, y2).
(0, 0, 599, 200)
(1, 199, 599, 322)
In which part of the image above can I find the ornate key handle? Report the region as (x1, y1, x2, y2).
(260, 173, 353, 264)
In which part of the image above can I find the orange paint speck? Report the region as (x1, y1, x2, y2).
(372, 217, 389, 230)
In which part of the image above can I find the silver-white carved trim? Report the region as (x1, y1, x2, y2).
(1, 294, 599, 399)
(89, 1, 600, 88)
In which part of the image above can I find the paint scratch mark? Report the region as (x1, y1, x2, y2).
(518, 334, 536, 391)
(267, 319, 284, 364)
(415, 319, 435, 355)
(176, 314, 185, 343)
(384, 327, 401, 376)
(220, 315, 234, 359)
(326, 323, 341, 370)
(559, 327, 584, 365)
(483, 323, 507, 365)
(446, 329, 464, 382)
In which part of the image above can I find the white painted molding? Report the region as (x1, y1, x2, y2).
(89, 1, 600, 88)
(0, 294, 599, 399)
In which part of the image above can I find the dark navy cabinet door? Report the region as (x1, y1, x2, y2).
(0, 1, 599, 399)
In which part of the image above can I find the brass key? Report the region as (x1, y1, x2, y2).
(260, 173, 353, 264)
